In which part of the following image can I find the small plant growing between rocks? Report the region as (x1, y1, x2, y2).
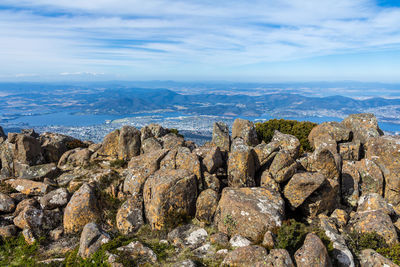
(169, 128, 184, 138)
(110, 159, 127, 168)
(223, 214, 237, 235)
(0, 234, 39, 266)
(346, 231, 388, 257)
(275, 219, 308, 255)
(377, 243, 400, 264)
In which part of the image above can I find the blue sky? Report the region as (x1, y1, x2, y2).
(0, 0, 400, 82)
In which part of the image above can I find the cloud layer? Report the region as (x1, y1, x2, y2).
(0, 0, 400, 81)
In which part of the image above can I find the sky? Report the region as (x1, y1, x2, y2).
(0, 0, 400, 82)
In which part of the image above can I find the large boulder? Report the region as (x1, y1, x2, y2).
(341, 160, 361, 208)
(308, 122, 351, 149)
(98, 126, 141, 160)
(342, 113, 383, 144)
(253, 141, 279, 170)
(283, 172, 326, 209)
(294, 233, 332, 267)
(307, 148, 341, 181)
(58, 148, 92, 170)
(194, 146, 224, 174)
(40, 132, 84, 163)
(339, 141, 361, 161)
(78, 223, 110, 259)
(227, 145, 256, 187)
(272, 130, 301, 158)
(0, 140, 15, 177)
(350, 209, 398, 246)
(116, 241, 157, 265)
(143, 169, 197, 230)
(212, 122, 230, 151)
(63, 183, 100, 233)
(175, 148, 202, 189)
(319, 215, 355, 267)
(116, 194, 144, 235)
(11, 133, 44, 166)
(195, 189, 219, 223)
(160, 133, 185, 150)
(141, 137, 162, 154)
(140, 123, 168, 141)
(6, 179, 49, 196)
(365, 135, 400, 211)
(19, 163, 59, 180)
(269, 150, 297, 183)
(40, 188, 69, 210)
(215, 187, 285, 242)
(123, 149, 169, 195)
(232, 118, 259, 147)
(356, 159, 384, 196)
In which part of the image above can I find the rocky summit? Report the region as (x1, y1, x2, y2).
(0, 114, 400, 266)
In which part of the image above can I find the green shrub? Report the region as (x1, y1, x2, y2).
(0, 234, 39, 266)
(255, 119, 317, 153)
(110, 159, 127, 168)
(275, 219, 308, 255)
(346, 231, 388, 257)
(377, 243, 400, 264)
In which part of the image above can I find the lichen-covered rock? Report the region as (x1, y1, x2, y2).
(342, 113, 383, 144)
(260, 170, 281, 194)
(319, 215, 354, 267)
(141, 137, 162, 154)
(269, 150, 297, 183)
(204, 172, 221, 192)
(263, 249, 295, 267)
(222, 245, 268, 266)
(19, 163, 59, 180)
(215, 187, 285, 242)
(118, 126, 141, 160)
(212, 122, 230, 151)
(229, 234, 251, 248)
(13, 205, 61, 235)
(307, 148, 341, 181)
(195, 189, 219, 223)
(116, 241, 157, 265)
(11, 134, 44, 166)
(140, 124, 168, 141)
(227, 148, 255, 188)
(341, 160, 361, 208)
(40, 188, 69, 210)
(339, 141, 361, 161)
(58, 148, 92, 170)
(308, 122, 351, 149)
(350, 209, 398, 246)
(365, 135, 400, 211)
(175, 148, 202, 189)
(6, 179, 49, 196)
(40, 132, 84, 163)
(283, 172, 326, 209)
(160, 133, 185, 150)
(0, 140, 15, 177)
(300, 178, 339, 218)
(143, 169, 197, 230)
(356, 159, 384, 196)
(232, 118, 259, 147)
(253, 141, 279, 170)
(98, 126, 141, 160)
(294, 233, 332, 267)
(0, 126, 5, 142)
(123, 149, 169, 195)
(199, 146, 224, 174)
(78, 223, 110, 259)
(359, 249, 399, 267)
(63, 183, 100, 233)
(116, 194, 144, 235)
(168, 224, 208, 249)
(271, 130, 301, 158)
(357, 193, 395, 216)
(0, 192, 15, 213)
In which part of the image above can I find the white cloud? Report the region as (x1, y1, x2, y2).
(0, 0, 399, 80)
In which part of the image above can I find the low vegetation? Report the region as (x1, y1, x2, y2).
(255, 119, 317, 153)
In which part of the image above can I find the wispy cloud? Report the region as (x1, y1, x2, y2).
(0, 0, 399, 81)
